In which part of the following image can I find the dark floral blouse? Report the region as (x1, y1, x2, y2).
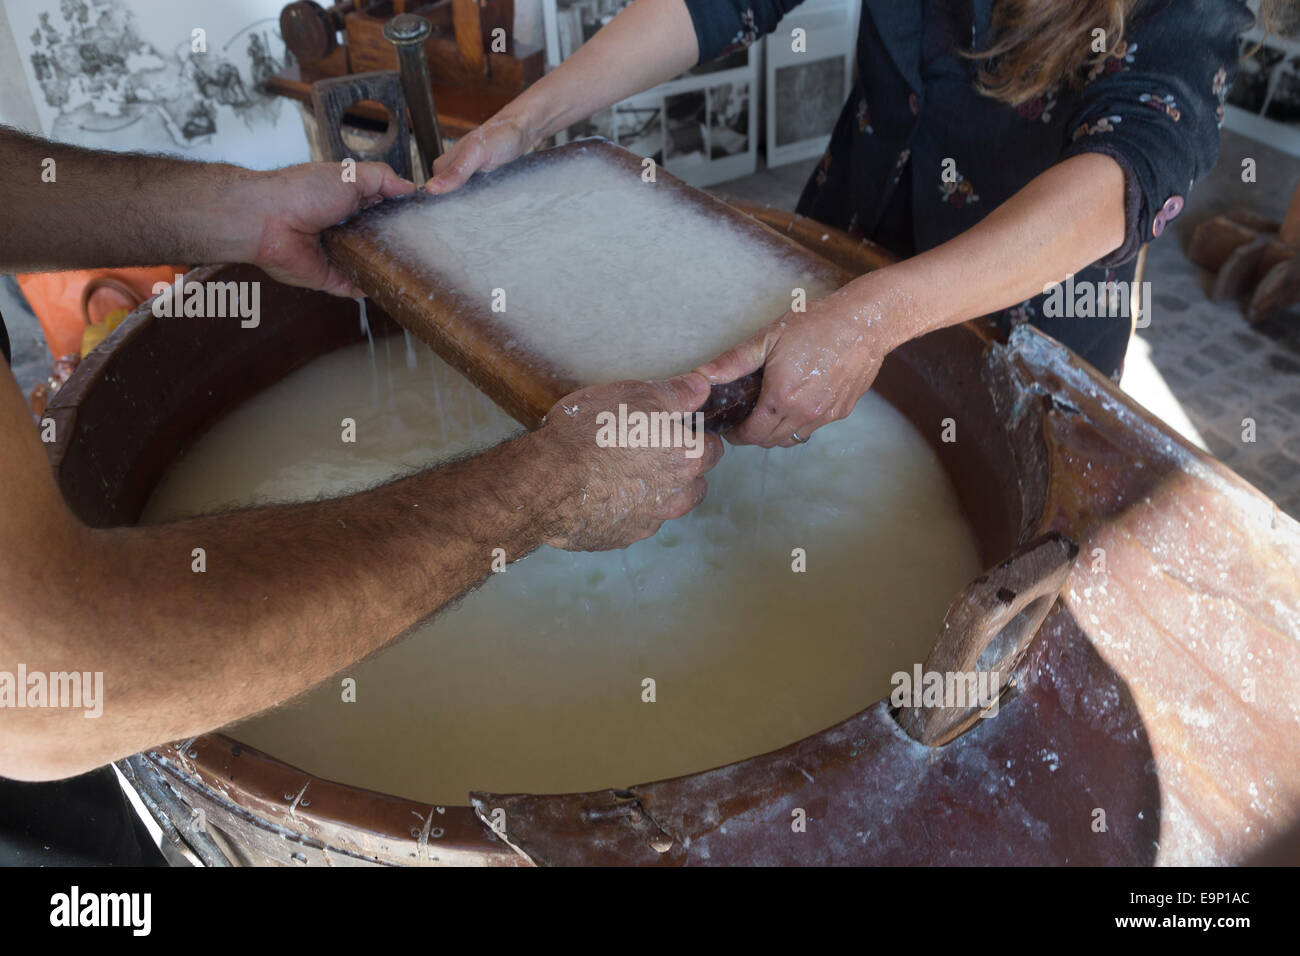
(682, 0, 1255, 377)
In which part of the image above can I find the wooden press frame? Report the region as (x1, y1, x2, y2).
(322, 139, 848, 428)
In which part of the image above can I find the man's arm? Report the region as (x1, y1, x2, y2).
(0, 368, 720, 781)
(0, 125, 413, 296)
(0, 128, 723, 780)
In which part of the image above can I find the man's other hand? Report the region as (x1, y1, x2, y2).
(537, 373, 724, 552)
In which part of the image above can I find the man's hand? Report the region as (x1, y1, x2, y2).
(0, 128, 415, 292)
(248, 161, 415, 296)
(535, 372, 724, 551)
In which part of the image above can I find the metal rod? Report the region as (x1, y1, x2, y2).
(383, 13, 444, 181)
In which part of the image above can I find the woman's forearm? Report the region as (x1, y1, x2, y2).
(698, 152, 1128, 447)
(867, 152, 1129, 350)
(502, 0, 700, 141)
(427, 0, 700, 191)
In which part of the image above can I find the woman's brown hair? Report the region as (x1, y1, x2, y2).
(971, 0, 1292, 106)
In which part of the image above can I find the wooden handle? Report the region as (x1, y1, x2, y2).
(310, 70, 413, 179)
(280, 1, 353, 64)
(700, 369, 762, 433)
(896, 532, 1079, 746)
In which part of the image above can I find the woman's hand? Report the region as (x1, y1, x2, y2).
(695, 278, 907, 447)
(425, 115, 536, 195)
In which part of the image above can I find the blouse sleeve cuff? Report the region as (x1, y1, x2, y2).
(682, 0, 734, 64)
(1061, 138, 1146, 269)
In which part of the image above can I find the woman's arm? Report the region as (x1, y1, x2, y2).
(703, 0, 1249, 448)
(504, 0, 701, 144)
(698, 152, 1127, 447)
(429, 0, 700, 192)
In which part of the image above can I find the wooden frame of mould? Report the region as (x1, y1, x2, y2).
(320, 140, 851, 430)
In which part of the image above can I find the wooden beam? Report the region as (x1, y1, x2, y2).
(451, 0, 486, 73)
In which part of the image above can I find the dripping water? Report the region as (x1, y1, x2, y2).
(404, 329, 418, 371)
(465, 371, 476, 446)
(620, 550, 639, 610)
(356, 297, 379, 406)
(754, 447, 771, 544)
(382, 327, 395, 407)
(426, 344, 448, 447)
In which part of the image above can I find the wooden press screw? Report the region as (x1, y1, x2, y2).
(280, 1, 348, 64)
(383, 13, 444, 179)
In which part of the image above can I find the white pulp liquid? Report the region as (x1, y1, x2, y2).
(378, 146, 841, 384)
(144, 341, 982, 804)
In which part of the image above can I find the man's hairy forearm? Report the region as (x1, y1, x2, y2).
(0, 127, 720, 782)
(6, 426, 576, 779)
(0, 124, 262, 272)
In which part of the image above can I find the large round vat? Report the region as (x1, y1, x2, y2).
(45, 209, 1300, 866)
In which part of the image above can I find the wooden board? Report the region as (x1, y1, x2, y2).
(322, 139, 854, 429)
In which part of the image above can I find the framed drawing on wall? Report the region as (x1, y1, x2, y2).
(540, 0, 759, 186)
(3, 0, 309, 168)
(764, 0, 858, 168)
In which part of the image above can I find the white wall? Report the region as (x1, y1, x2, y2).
(515, 0, 545, 50)
(0, 3, 41, 132)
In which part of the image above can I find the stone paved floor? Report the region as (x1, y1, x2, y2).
(713, 131, 1300, 518)
(1137, 130, 1300, 519)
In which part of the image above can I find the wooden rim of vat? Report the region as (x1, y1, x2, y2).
(46, 197, 1091, 866)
